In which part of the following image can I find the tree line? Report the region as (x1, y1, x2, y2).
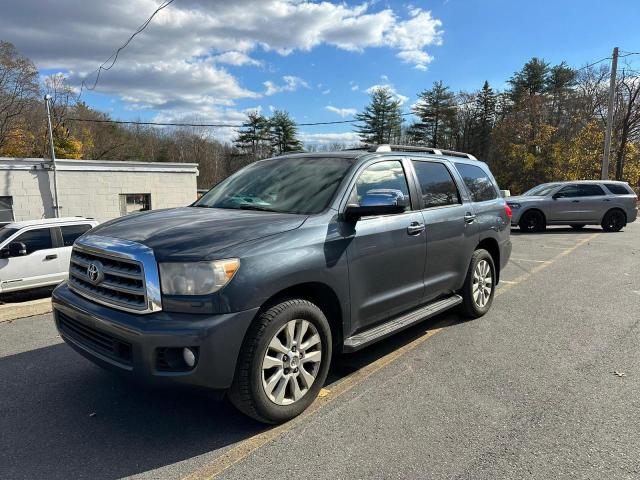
(1, 40, 639, 193)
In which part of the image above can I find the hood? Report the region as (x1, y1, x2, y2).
(506, 195, 545, 203)
(88, 207, 307, 261)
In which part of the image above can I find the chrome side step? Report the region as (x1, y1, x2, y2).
(343, 294, 462, 352)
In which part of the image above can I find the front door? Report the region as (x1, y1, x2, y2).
(547, 184, 581, 222)
(0, 227, 62, 292)
(345, 159, 426, 333)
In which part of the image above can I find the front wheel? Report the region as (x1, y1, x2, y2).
(519, 210, 546, 232)
(460, 249, 496, 319)
(229, 299, 332, 424)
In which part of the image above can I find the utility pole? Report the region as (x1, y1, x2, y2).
(601, 47, 619, 180)
(44, 94, 60, 218)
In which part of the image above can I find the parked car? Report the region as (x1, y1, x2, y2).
(52, 145, 511, 423)
(507, 180, 638, 232)
(0, 217, 98, 293)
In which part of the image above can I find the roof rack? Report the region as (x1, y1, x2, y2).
(362, 144, 477, 160)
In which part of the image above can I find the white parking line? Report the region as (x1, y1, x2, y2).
(510, 258, 552, 264)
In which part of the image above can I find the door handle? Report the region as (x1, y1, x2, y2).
(44, 254, 58, 261)
(407, 222, 425, 235)
(603, 198, 611, 202)
(464, 213, 476, 223)
(571, 200, 580, 203)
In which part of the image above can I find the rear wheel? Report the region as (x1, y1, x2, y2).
(519, 210, 546, 232)
(601, 209, 625, 232)
(229, 299, 332, 424)
(570, 224, 585, 230)
(461, 249, 496, 319)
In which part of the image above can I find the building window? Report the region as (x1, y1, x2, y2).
(119, 194, 151, 216)
(0, 196, 14, 222)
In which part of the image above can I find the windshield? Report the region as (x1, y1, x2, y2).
(0, 227, 17, 245)
(522, 184, 558, 197)
(194, 156, 354, 214)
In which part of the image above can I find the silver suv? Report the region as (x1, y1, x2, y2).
(508, 180, 638, 232)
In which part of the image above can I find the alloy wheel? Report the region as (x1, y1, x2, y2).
(472, 259, 493, 308)
(261, 319, 323, 406)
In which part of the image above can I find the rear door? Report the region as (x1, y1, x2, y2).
(411, 159, 475, 301)
(0, 227, 59, 292)
(577, 184, 608, 222)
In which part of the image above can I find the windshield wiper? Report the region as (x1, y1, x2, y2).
(236, 204, 280, 213)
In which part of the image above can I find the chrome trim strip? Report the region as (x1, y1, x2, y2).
(71, 235, 162, 314)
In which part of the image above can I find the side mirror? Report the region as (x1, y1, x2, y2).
(8, 242, 27, 257)
(552, 192, 562, 200)
(344, 203, 405, 222)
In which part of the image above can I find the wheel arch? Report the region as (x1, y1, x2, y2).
(519, 207, 547, 225)
(476, 237, 501, 284)
(255, 282, 344, 349)
(602, 207, 627, 225)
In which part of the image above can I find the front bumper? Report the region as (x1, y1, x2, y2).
(52, 282, 258, 391)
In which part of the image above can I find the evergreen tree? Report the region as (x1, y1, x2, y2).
(546, 62, 577, 127)
(234, 111, 270, 159)
(269, 110, 302, 155)
(355, 87, 403, 145)
(472, 81, 497, 158)
(410, 81, 457, 148)
(507, 57, 550, 102)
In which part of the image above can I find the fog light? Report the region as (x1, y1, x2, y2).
(183, 347, 196, 367)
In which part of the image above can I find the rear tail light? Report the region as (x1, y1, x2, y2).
(504, 204, 512, 220)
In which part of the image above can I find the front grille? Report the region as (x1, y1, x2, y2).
(57, 311, 132, 366)
(69, 247, 148, 312)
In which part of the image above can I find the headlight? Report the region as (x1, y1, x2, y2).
(159, 259, 240, 295)
(508, 202, 521, 209)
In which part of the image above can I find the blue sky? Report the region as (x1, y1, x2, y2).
(4, 0, 640, 145)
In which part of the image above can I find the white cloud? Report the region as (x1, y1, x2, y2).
(325, 106, 357, 118)
(0, 1, 443, 120)
(321, 88, 331, 95)
(350, 82, 359, 91)
(365, 84, 409, 105)
(212, 51, 263, 67)
(264, 75, 310, 96)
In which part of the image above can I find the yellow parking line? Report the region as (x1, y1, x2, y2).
(182, 231, 599, 479)
(510, 258, 551, 263)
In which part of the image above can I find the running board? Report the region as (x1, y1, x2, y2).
(343, 294, 462, 352)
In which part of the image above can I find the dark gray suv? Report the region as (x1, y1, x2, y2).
(52, 145, 512, 423)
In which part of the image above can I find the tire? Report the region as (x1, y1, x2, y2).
(570, 224, 585, 230)
(601, 209, 625, 232)
(229, 299, 332, 424)
(519, 210, 546, 232)
(460, 249, 496, 319)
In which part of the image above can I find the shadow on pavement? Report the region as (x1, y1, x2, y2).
(510, 226, 604, 236)
(0, 286, 55, 305)
(0, 312, 459, 479)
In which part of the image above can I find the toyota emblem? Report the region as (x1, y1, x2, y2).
(87, 261, 104, 285)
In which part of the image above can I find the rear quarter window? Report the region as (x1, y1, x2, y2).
(454, 163, 498, 202)
(603, 183, 632, 195)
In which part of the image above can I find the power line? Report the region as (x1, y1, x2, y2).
(77, 0, 176, 99)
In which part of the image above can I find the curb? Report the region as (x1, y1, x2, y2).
(0, 298, 52, 323)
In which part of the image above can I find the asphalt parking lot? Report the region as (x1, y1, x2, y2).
(1, 223, 639, 479)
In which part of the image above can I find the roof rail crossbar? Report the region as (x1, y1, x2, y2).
(363, 144, 477, 160)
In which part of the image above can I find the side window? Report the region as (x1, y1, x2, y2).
(603, 183, 632, 195)
(578, 184, 605, 197)
(351, 160, 410, 209)
(60, 224, 93, 247)
(555, 185, 579, 198)
(13, 228, 54, 255)
(412, 161, 461, 209)
(454, 163, 498, 202)
(0, 196, 14, 222)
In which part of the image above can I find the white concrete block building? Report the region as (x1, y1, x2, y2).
(0, 158, 199, 222)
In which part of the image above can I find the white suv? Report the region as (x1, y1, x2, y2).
(0, 217, 98, 293)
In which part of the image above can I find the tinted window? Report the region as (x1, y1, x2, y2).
(60, 224, 93, 246)
(412, 161, 460, 208)
(556, 185, 579, 198)
(578, 184, 605, 197)
(522, 184, 558, 197)
(604, 183, 632, 195)
(351, 160, 410, 209)
(13, 228, 53, 254)
(0, 227, 17, 245)
(0, 196, 13, 222)
(455, 163, 498, 202)
(195, 157, 353, 215)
